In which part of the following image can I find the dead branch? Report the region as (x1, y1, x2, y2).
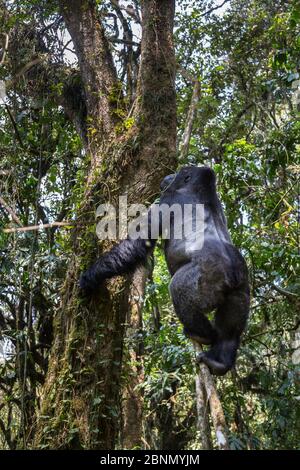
(195, 372, 212, 449)
(179, 80, 201, 161)
(194, 343, 230, 450)
(177, 64, 197, 84)
(3, 221, 73, 233)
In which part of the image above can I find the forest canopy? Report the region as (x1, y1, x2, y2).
(0, 0, 299, 451)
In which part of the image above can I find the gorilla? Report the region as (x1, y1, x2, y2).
(80, 166, 250, 376)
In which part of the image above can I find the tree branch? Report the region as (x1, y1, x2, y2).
(195, 373, 212, 449)
(0, 32, 9, 65)
(59, 0, 121, 142)
(132, 0, 176, 170)
(271, 283, 299, 300)
(4, 104, 25, 149)
(0, 196, 22, 226)
(179, 80, 201, 161)
(194, 343, 229, 450)
(201, 0, 230, 17)
(3, 221, 73, 234)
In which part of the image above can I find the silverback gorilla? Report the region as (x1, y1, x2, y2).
(80, 166, 250, 375)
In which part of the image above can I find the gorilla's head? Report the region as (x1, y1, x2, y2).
(160, 166, 216, 200)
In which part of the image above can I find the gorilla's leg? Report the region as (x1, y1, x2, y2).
(197, 288, 249, 375)
(169, 264, 218, 345)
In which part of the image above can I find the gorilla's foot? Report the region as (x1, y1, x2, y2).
(196, 352, 230, 376)
(196, 338, 238, 376)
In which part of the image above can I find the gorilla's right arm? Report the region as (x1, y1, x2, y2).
(79, 237, 156, 294)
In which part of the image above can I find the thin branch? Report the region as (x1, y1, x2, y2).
(4, 104, 25, 149)
(3, 221, 73, 234)
(179, 80, 201, 161)
(246, 325, 297, 342)
(5, 56, 47, 90)
(177, 64, 197, 83)
(0, 196, 22, 226)
(201, 0, 230, 17)
(177, 65, 202, 159)
(110, 0, 141, 24)
(0, 32, 9, 66)
(271, 283, 299, 300)
(109, 37, 140, 47)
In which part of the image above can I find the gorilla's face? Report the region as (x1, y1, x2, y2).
(160, 166, 216, 195)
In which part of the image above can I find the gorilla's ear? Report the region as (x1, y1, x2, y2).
(160, 173, 176, 191)
(199, 167, 216, 187)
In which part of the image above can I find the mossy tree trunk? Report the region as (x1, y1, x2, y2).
(33, 0, 177, 449)
(121, 267, 148, 450)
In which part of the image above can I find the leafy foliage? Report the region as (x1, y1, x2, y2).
(0, 0, 299, 450)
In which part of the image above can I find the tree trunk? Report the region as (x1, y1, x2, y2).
(195, 374, 212, 449)
(194, 343, 229, 450)
(121, 266, 148, 450)
(33, 0, 176, 450)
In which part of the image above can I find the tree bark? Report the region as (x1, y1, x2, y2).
(193, 343, 229, 450)
(193, 344, 229, 450)
(33, 0, 176, 450)
(121, 266, 148, 449)
(195, 374, 212, 449)
(198, 361, 229, 450)
(59, 0, 120, 150)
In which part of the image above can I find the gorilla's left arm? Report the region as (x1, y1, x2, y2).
(79, 237, 156, 294)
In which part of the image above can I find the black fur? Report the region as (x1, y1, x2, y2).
(79, 238, 155, 295)
(80, 166, 250, 375)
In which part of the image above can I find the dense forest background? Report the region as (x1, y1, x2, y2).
(0, 0, 299, 450)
